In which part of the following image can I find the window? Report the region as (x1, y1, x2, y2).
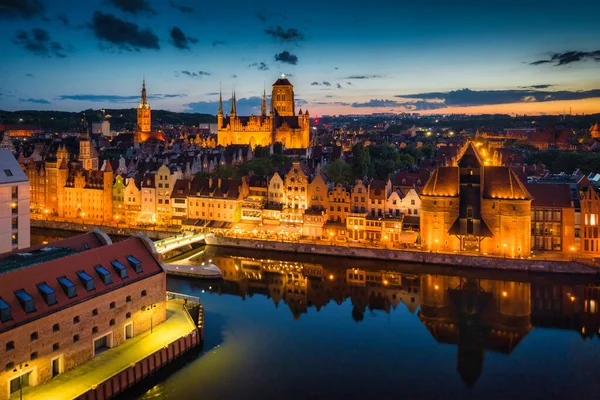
(6, 341, 14, 351)
(0, 297, 11, 322)
(53, 343, 59, 351)
(37, 282, 57, 305)
(30, 332, 38, 341)
(466, 206, 473, 218)
(73, 335, 80, 343)
(109, 319, 115, 326)
(126, 312, 131, 319)
(57, 276, 76, 298)
(92, 326, 98, 334)
(110, 302, 116, 309)
(92, 308, 98, 316)
(141, 290, 147, 297)
(126, 295, 132, 303)
(94, 265, 112, 284)
(73, 316, 80, 324)
(14, 289, 35, 313)
(53, 323, 60, 332)
(77, 270, 95, 291)
(4, 169, 13, 177)
(30, 352, 38, 360)
(127, 256, 142, 273)
(111, 260, 128, 279)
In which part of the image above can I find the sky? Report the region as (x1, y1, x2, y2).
(0, 0, 599, 116)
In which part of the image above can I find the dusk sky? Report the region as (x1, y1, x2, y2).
(1, 0, 599, 116)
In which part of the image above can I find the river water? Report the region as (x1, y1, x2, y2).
(31, 229, 600, 399)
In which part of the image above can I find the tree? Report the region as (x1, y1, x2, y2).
(351, 143, 372, 179)
(324, 159, 353, 185)
(273, 141, 284, 156)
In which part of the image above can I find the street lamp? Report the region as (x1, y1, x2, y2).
(570, 246, 575, 261)
(146, 304, 157, 333)
(13, 362, 29, 400)
(503, 243, 507, 258)
(434, 239, 439, 253)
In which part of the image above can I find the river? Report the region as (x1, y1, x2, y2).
(32, 229, 600, 399)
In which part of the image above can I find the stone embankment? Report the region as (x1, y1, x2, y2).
(205, 235, 599, 275)
(31, 219, 177, 240)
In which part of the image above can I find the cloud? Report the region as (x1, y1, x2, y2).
(264, 26, 304, 42)
(311, 81, 331, 87)
(56, 93, 186, 103)
(336, 83, 342, 89)
(212, 40, 225, 46)
(351, 99, 403, 108)
(168, 0, 193, 14)
(206, 92, 219, 96)
(180, 70, 211, 78)
(519, 84, 554, 89)
(88, 12, 159, 51)
(13, 28, 70, 58)
(314, 101, 351, 106)
(25, 73, 34, 77)
(19, 97, 50, 104)
(296, 99, 308, 106)
(231, 74, 237, 78)
(170, 26, 197, 50)
(256, 12, 267, 22)
(345, 75, 382, 79)
(56, 13, 69, 27)
(389, 88, 600, 110)
(530, 50, 600, 66)
(249, 62, 269, 71)
(274, 51, 298, 65)
(346, 82, 352, 85)
(108, 0, 154, 15)
(0, 0, 44, 19)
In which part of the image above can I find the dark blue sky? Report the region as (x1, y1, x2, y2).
(1, 0, 599, 115)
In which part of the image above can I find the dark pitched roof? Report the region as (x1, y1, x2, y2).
(273, 78, 293, 86)
(525, 183, 573, 207)
(483, 167, 532, 200)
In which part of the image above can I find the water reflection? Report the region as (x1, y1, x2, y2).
(184, 247, 600, 387)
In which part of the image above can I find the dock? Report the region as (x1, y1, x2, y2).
(163, 262, 222, 279)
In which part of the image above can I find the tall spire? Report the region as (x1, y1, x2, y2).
(230, 88, 237, 115)
(218, 84, 223, 115)
(261, 88, 267, 116)
(141, 77, 147, 105)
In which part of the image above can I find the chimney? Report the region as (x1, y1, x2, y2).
(218, 178, 222, 188)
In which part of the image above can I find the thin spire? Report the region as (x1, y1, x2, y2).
(261, 87, 267, 116)
(218, 83, 223, 115)
(141, 77, 147, 105)
(230, 86, 237, 114)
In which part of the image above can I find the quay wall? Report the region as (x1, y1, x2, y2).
(205, 235, 599, 275)
(31, 219, 177, 240)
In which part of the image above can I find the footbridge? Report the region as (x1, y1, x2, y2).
(154, 232, 207, 255)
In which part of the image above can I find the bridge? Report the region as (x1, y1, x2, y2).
(154, 232, 207, 255)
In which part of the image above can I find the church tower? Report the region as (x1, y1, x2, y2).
(271, 74, 295, 116)
(217, 89, 224, 128)
(136, 78, 152, 138)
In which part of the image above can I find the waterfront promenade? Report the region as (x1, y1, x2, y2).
(205, 235, 600, 275)
(19, 300, 196, 400)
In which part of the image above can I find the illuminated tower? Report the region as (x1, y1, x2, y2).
(271, 74, 295, 116)
(136, 79, 151, 138)
(217, 89, 224, 128)
(261, 89, 267, 116)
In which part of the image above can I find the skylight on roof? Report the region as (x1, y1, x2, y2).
(94, 265, 112, 284)
(76, 270, 95, 291)
(0, 298, 11, 322)
(127, 255, 143, 273)
(111, 260, 128, 279)
(57, 276, 77, 298)
(37, 282, 57, 306)
(14, 289, 35, 313)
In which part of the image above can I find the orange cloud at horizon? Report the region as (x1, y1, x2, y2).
(311, 97, 600, 116)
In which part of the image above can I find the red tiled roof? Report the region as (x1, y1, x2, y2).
(483, 167, 532, 200)
(525, 183, 573, 208)
(0, 236, 164, 333)
(421, 167, 459, 197)
(0, 231, 106, 261)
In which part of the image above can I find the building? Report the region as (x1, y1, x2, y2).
(581, 188, 600, 254)
(91, 121, 110, 136)
(590, 122, 600, 140)
(420, 143, 532, 257)
(0, 150, 30, 254)
(134, 79, 166, 143)
(0, 231, 166, 399)
(525, 183, 576, 253)
(217, 76, 310, 149)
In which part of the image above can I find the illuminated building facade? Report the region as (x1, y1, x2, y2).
(420, 143, 532, 256)
(134, 79, 165, 143)
(581, 188, 600, 254)
(217, 77, 310, 149)
(0, 151, 30, 254)
(0, 231, 166, 399)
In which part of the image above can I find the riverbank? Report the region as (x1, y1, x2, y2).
(205, 235, 599, 275)
(31, 219, 179, 240)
